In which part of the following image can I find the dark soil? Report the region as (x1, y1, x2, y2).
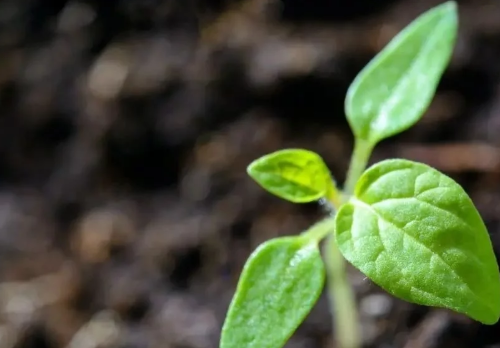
(0, 0, 499, 347)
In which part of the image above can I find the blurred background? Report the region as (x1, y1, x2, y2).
(0, 0, 499, 347)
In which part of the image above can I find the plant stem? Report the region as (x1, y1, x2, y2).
(302, 216, 336, 243)
(326, 181, 343, 209)
(322, 139, 375, 348)
(320, 201, 360, 348)
(344, 138, 374, 195)
(323, 236, 360, 348)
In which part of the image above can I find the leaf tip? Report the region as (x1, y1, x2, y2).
(475, 303, 500, 325)
(246, 159, 259, 179)
(246, 155, 272, 185)
(434, 1, 459, 26)
(441, 0, 457, 12)
(478, 281, 500, 325)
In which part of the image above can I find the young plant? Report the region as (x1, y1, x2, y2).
(220, 2, 500, 348)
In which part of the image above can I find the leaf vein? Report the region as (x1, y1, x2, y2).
(352, 198, 476, 302)
(373, 197, 475, 236)
(358, 167, 412, 196)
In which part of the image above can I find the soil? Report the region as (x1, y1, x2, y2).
(0, 0, 499, 347)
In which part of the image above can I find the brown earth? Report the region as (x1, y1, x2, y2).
(0, 0, 499, 347)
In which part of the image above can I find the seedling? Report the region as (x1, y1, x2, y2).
(220, 2, 500, 348)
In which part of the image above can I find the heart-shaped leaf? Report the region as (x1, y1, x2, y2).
(335, 159, 500, 324)
(220, 235, 325, 348)
(345, 1, 458, 144)
(247, 149, 333, 203)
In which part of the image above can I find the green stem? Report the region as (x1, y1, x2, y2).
(302, 216, 335, 243)
(322, 139, 375, 348)
(323, 236, 360, 348)
(326, 181, 343, 209)
(344, 139, 374, 195)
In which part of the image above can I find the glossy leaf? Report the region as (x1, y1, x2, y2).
(247, 149, 333, 203)
(345, 1, 458, 144)
(220, 236, 325, 348)
(335, 159, 500, 324)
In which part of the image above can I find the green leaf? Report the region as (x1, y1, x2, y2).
(247, 149, 334, 203)
(335, 159, 500, 324)
(345, 1, 458, 144)
(220, 236, 325, 348)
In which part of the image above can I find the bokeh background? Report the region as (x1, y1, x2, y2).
(0, 0, 500, 347)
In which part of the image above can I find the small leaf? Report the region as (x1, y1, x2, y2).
(335, 159, 500, 324)
(345, 1, 458, 144)
(247, 149, 333, 203)
(220, 236, 325, 348)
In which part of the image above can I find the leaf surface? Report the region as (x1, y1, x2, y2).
(345, 1, 458, 144)
(335, 159, 500, 324)
(247, 149, 332, 203)
(220, 236, 325, 348)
